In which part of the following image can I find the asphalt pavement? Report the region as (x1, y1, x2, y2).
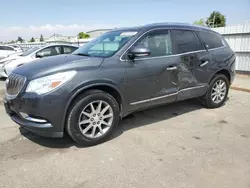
(0, 90, 249, 188)
(0, 78, 5, 94)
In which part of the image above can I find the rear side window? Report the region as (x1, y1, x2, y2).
(197, 31, 225, 49)
(171, 30, 204, 54)
(63, 46, 77, 54)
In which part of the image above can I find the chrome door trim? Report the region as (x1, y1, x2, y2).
(166, 66, 177, 70)
(130, 92, 178, 105)
(129, 85, 206, 105)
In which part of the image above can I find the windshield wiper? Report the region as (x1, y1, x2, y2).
(75, 53, 90, 56)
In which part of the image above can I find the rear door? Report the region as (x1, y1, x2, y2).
(196, 31, 233, 82)
(171, 29, 211, 98)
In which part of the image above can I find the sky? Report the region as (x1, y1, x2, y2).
(0, 0, 249, 41)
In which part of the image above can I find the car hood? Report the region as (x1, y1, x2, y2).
(13, 54, 104, 79)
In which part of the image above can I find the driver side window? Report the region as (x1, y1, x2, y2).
(133, 30, 172, 58)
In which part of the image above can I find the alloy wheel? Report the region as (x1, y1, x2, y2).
(211, 79, 227, 104)
(78, 100, 114, 138)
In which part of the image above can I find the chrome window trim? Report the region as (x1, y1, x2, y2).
(120, 27, 207, 62)
(130, 85, 206, 105)
(208, 45, 226, 51)
(123, 50, 207, 61)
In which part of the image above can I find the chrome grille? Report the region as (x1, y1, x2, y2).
(6, 74, 26, 96)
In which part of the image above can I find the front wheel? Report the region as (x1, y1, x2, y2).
(201, 74, 229, 108)
(66, 90, 120, 146)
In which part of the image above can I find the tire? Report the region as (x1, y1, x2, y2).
(66, 89, 120, 146)
(201, 74, 229, 108)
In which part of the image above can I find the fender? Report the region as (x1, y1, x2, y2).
(62, 79, 124, 127)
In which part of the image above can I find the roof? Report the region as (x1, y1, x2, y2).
(112, 22, 213, 32)
(86, 29, 112, 34)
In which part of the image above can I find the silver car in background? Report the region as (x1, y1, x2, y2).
(0, 44, 78, 78)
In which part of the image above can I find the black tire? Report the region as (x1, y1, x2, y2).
(201, 74, 229, 108)
(66, 90, 120, 146)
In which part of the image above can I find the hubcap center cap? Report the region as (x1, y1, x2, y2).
(93, 116, 99, 123)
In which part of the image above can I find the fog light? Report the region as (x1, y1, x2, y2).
(20, 112, 47, 123)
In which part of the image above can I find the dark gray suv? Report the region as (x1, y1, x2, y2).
(4, 23, 236, 146)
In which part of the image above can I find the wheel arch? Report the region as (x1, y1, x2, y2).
(63, 83, 124, 129)
(211, 69, 231, 84)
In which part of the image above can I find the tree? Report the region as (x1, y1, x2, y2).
(206, 11, 226, 28)
(40, 34, 44, 42)
(30, 37, 35, 42)
(17, 36, 24, 43)
(193, 19, 206, 26)
(78, 32, 90, 39)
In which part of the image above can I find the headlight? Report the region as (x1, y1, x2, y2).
(26, 71, 76, 95)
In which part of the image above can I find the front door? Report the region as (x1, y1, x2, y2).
(123, 29, 178, 109)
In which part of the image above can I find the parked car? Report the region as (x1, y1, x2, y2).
(8, 45, 23, 52)
(0, 50, 29, 65)
(0, 44, 78, 77)
(4, 23, 236, 146)
(0, 45, 22, 59)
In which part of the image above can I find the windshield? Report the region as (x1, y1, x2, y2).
(72, 30, 138, 57)
(21, 47, 40, 56)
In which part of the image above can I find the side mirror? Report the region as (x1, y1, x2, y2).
(36, 52, 44, 58)
(128, 46, 151, 59)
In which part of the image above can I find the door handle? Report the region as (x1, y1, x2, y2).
(200, 61, 209, 67)
(166, 66, 177, 71)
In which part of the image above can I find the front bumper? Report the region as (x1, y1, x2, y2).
(3, 91, 69, 138)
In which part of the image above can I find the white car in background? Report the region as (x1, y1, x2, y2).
(0, 48, 33, 66)
(0, 45, 22, 59)
(0, 44, 78, 78)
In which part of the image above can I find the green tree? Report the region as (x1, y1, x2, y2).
(78, 32, 90, 39)
(17, 36, 24, 43)
(193, 19, 206, 26)
(30, 37, 35, 42)
(40, 34, 44, 42)
(206, 11, 226, 28)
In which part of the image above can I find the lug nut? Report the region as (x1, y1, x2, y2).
(97, 121, 100, 124)
(93, 122, 96, 125)
(93, 114, 96, 117)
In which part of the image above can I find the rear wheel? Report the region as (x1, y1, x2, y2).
(66, 90, 120, 146)
(201, 74, 229, 108)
